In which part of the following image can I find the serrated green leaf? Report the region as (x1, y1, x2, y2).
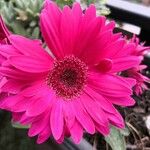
(105, 126, 126, 150)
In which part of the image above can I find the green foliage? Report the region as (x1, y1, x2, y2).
(0, 0, 43, 38)
(56, 0, 74, 7)
(105, 126, 130, 150)
(12, 121, 30, 129)
(0, 112, 36, 150)
(81, 0, 110, 16)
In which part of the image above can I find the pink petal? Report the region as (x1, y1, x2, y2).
(56, 130, 65, 144)
(80, 93, 109, 126)
(26, 91, 52, 116)
(77, 18, 102, 64)
(111, 56, 141, 73)
(107, 110, 124, 128)
(104, 21, 115, 31)
(63, 101, 75, 129)
(2, 79, 26, 94)
(84, 4, 96, 22)
(84, 87, 117, 113)
(40, 1, 63, 58)
(88, 73, 133, 97)
(0, 16, 10, 40)
(8, 35, 51, 60)
(50, 99, 64, 140)
(102, 39, 125, 58)
(70, 120, 83, 144)
(72, 99, 95, 134)
(0, 45, 19, 58)
(19, 113, 33, 125)
(21, 81, 44, 97)
(11, 97, 31, 112)
(0, 95, 27, 111)
(0, 67, 44, 80)
(105, 96, 135, 106)
(28, 112, 50, 137)
(60, 6, 74, 55)
(12, 112, 24, 122)
(9, 55, 52, 73)
(0, 76, 7, 88)
(96, 123, 109, 135)
(37, 125, 51, 144)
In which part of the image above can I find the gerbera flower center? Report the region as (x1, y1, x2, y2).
(47, 55, 88, 100)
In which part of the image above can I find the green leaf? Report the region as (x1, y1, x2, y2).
(32, 27, 40, 39)
(87, 0, 93, 5)
(12, 121, 30, 129)
(120, 127, 130, 136)
(105, 126, 126, 150)
(10, 22, 27, 35)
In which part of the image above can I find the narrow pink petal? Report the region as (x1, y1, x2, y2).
(111, 56, 141, 73)
(0, 77, 7, 88)
(19, 113, 33, 125)
(60, 6, 74, 55)
(8, 35, 51, 60)
(0, 16, 10, 40)
(77, 18, 102, 64)
(63, 101, 75, 129)
(2, 79, 25, 94)
(84, 87, 117, 113)
(105, 96, 135, 106)
(84, 4, 96, 22)
(56, 130, 65, 144)
(103, 21, 115, 31)
(11, 97, 31, 112)
(9, 55, 52, 73)
(21, 80, 44, 97)
(88, 73, 133, 97)
(50, 99, 64, 140)
(40, 1, 63, 58)
(0, 67, 45, 80)
(80, 93, 109, 126)
(12, 112, 24, 122)
(115, 43, 136, 57)
(70, 120, 83, 144)
(84, 87, 125, 128)
(0, 45, 19, 58)
(108, 110, 124, 128)
(28, 112, 50, 137)
(0, 55, 5, 64)
(0, 95, 28, 112)
(37, 125, 51, 144)
(102, 39, 125, 58)
(89, 73, 132, 97)
(96, 123, 110, 135)
(26, 92, 52, 116)
(72, 99, 95, 134)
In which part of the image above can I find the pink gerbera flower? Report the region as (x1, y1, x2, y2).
(0, 1, 141, 144)
(124, 35, 150, 95)
(0, 16, 10, 93)
(0, 16, 10, 44)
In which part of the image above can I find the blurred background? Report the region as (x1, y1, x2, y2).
(0, 0, 150, 150)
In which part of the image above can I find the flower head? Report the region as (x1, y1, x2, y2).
(0, 16, 10, 44)
(0, 16, 10, 93)
(123, 35, 150, 95)
(0, 1, 141, 144)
